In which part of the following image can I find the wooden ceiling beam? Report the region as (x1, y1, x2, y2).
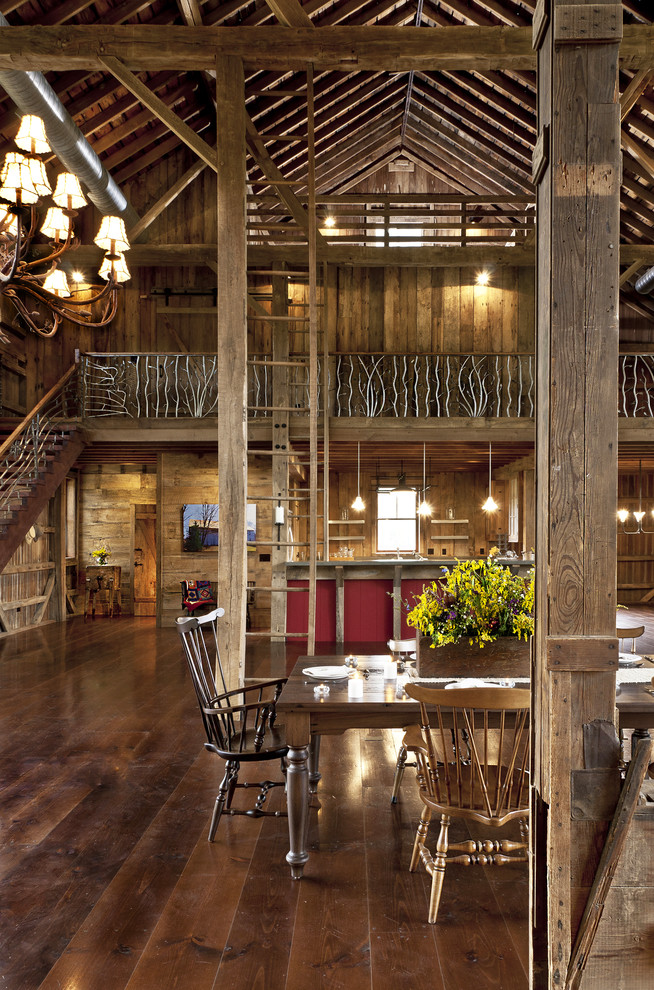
(264, 0, 314, 28)
(245, 112, 327, 245)
(622, 129, 654, 180)
(620, 68, 653, 121)
(271, 83, 406, 183)
(128, 158, 208, 242)
(407, 106, 532, 195)
(176, 0, 203, 27)
(411, 79, 534, 166)
(99, 55, 218, 169)
(0, 25, 537, 71)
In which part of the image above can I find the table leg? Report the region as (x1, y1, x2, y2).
(308, 734, 321, 793)
(285, 742, 310, 879)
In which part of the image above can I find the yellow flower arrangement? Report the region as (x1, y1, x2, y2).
(90, 545, 112, 565)
(406, 548, 534, 649)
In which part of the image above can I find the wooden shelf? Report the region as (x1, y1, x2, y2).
(431, 519, 469, 524)
(328, 519, 365, 525)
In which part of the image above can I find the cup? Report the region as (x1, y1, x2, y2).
(348, 672, 364, 698)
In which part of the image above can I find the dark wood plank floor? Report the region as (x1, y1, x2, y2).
(0, 616, 548, 989)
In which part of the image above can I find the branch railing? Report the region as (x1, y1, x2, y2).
(12, 353, 653, 434)
(0, 364, 79, 516)
(333, 353, 535, 418)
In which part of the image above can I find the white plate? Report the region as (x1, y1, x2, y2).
(303, 665, 350, 681)
(444, 678, 507, 689)
(618, 654, 643, 666)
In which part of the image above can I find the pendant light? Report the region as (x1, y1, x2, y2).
(351, 441, 365, 512)
(482, 442, 498, 512)
(418, 443, 432, 516)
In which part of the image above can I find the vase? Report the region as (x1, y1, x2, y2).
(416, 634, 531, 679)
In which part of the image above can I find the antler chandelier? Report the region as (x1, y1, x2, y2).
(0, 114, 130, 338)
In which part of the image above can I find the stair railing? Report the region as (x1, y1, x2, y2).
(0, 363, 80, 514)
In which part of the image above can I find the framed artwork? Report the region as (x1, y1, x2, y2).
(182, 503, 257, 551)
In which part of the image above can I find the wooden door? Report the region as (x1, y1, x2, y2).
(134, 505, 156, 616)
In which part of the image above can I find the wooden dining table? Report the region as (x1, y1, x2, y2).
(275, 652, 654, 879)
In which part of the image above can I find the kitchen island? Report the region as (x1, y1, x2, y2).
(286, 556, 533, 642)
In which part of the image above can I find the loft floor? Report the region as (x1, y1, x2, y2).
(0, 617, 532, 989)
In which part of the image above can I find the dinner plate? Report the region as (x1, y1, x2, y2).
(303, 665, 350, 681)
(618, 653, 642, 666)
(444, 678, 507, 689)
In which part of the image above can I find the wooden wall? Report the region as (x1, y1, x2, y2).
(78, 463, 157, 616)
(0, 503, 58, 632)
(157, 450, 279, 628)
(617, 467, 654, 606)
(325, 466, 535, 559)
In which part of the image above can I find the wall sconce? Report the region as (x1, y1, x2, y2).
(482, 442, 498, 512)
(618, 460, 654, 534)
(275, 505, 285, 525)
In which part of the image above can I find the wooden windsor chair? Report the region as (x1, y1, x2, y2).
(404, 683, 531, 924)
(616, 624, 645, 653)
(387, 638, 420, 803)
(176, 607, 288, 841)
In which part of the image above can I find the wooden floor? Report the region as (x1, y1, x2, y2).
(0, 617, 535, 989)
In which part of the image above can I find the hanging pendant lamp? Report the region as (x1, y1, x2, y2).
(351, 441, 365, 511)
(482, 442, 498, 512)
(418, 443, 432, 516)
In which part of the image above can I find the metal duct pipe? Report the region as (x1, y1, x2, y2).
(635, 266, 654, 295)
(0, 13, 139, 227)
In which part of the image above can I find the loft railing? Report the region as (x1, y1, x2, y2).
(334, 353, 535, 418)
(70, 352, 654, 421)
(0, 364, 79, 515)
(619, 354, 654, 417)
(247, 193, 535, 248)
(80, 352, 219, 418)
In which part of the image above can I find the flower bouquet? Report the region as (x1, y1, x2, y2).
(406, 548, 534, 650)
(90, 544, 112, 566)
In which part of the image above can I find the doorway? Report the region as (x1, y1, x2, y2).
(133, 504, 156, 616)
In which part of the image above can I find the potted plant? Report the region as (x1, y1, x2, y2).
(405, 548, 534, 677)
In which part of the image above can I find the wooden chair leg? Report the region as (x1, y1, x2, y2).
(208, 762, 238, 841)
(410, 805, 432, 871)
(427, 814, 450, 924)
(391, 743, 408, 804)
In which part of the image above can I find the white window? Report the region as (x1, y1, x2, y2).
(374, 225, 423, 247)
(508, 476, 519, 544)
(377, 487, 417, 552)
(65, 476, 77, 558)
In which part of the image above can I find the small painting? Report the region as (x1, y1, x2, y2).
(182, 503, 257, 551)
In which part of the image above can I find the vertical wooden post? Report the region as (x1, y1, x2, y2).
(216, 54, 247, 686)
(307, 65, 318, 655)
(534, 2, 622, 985)
(271, 273, 289, 641)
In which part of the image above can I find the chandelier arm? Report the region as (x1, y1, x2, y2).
(48, 286, 118, 329)
(21, 228, 74, 271)
(0, 217, 24, 287)
(8, 291, 61, 337)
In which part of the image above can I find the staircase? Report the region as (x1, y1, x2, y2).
(0, 365, 85, 574)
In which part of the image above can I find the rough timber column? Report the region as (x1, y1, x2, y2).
(216, 55, 247, 685)
(534, 2, 621, 985)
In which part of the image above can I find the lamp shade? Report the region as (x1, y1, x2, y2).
(43, 267, 71, 298)
(0, 153, 39, 204)
(94, 215, 130, 253)
(98, 250, 130, 283)
(28, 158, 52, 198)
(0, 205, 18, 235)
(52, 172, 87, 210)
(41, 207, 71, 241)
(15, 115, 51, 155)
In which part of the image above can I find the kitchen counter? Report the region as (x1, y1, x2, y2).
(285, 557, 533, 641)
